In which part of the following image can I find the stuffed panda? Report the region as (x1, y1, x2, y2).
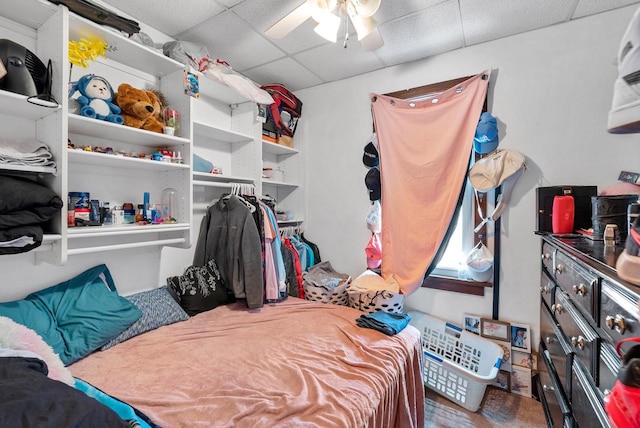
(68, 74, 124, 124)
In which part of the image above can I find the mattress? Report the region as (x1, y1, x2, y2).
(69, 298, 425, 428)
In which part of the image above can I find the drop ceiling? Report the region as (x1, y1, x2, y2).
(98, 0, 640, 92)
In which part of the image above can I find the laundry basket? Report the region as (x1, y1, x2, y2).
(408, 311, 504, 412)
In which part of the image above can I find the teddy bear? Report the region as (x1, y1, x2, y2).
(68, 74, 124, 124)
(114, 83, 164, 133)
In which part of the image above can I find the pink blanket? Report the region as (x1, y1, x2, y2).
(70, 298, 424, 428)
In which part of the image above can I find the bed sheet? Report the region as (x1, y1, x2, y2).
(69, 298, 424, 428)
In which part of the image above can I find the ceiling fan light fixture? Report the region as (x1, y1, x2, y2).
(360, 26, 384, 51)
(314, 12, 341, 42)
(350, 13, 376, 40)
(308, 0, 331, 23)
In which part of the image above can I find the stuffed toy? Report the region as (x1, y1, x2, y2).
(114, 83, 164, 133)
(149, 89, 167, 124)
(68, 74, 124, 124)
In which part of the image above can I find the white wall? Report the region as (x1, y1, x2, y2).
(297, 5, 640, 344)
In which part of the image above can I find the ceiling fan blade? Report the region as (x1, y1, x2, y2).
(265, 2, 312, 39)
(360, 27, 383, 51)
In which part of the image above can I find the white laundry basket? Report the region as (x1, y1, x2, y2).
(408, 311, 504, 412)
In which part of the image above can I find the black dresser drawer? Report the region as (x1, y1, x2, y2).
(597, 342, 620, 397)
(539, 347, 572, 428)
(600, 279, 639, 344)
(541, 299, 574, 396)
(571, 363, 612, 428)
(542, 241, 556, 276)
(554, 250, 597, 324)
(552, 289, 599, 378)
(541, 269, 555, 308)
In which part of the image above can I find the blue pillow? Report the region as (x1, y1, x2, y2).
(100, 286, 189, 351)
(0, 264, 141, 365)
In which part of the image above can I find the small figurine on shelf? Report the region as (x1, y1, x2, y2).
(163, 107, 180, 136)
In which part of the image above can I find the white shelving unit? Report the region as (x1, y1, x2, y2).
(261, 139, 304, 223)
(0, 0, 306, 275)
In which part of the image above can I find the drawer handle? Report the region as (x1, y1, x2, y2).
(572, 283, 587, 296)
(543, 384, 555, 392)
(606, 314, 627, 334)
(540, 284, 550, 294)
(555, 264, 564, 274)
(545, 336, 555, 345)
(542, 252, 551, 261)
(571, 335, 586, 350)
(551, 303, 564, 314)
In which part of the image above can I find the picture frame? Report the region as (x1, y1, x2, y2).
(491, 369, 511, 391)
(490, 338, 512, 372)
(463, 313, 481, 335)
(480, 318, 510, 341)
(510, 322, 531, 353)
(511, 365, 532, 398)
(512, 350, 538, 370)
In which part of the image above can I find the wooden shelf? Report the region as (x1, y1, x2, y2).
(68, 114, 189, 148)
(69, 14, 183, 77)
(67, 222, 190, 238)
(0, 0, 57, 30)
(68, 149, 189, 171)
(0, 90, 61, 120)
(193, 172, 254, 183)
(262, 140, 299, 155)
(262, 179, 299, 188)
(193, 121, 253, 144)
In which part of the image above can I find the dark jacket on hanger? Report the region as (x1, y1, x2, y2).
(193, 195, 263, 309)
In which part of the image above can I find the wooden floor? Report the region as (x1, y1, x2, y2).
(424, 386, 547, 428)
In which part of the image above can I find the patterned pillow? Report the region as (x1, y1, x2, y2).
(100, 286, 189, 351)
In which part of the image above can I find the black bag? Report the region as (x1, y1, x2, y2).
(48, 0, 140, 36)
(166, 259, 232, 316)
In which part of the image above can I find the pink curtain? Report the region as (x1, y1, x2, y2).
(370, 71, 489, 295)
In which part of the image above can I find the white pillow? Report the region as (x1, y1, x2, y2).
(0, 316, 74, 386)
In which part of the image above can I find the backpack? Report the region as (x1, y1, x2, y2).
(261, 84, 303, 137)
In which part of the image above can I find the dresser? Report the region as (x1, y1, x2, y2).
(538, 234, 639, 428)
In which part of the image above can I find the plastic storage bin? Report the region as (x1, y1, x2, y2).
(408, 311, 504, 412)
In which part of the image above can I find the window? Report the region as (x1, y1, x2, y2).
(384, 75, 493, 296)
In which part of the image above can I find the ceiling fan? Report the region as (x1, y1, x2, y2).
(265, 0, 384, 51)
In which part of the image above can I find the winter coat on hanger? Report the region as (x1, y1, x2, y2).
(193, 195, 263, 309)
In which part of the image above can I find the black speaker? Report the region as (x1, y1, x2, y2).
(0, 39, 48, 97)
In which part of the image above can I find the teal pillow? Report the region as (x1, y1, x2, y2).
(0, 264, 141, 365)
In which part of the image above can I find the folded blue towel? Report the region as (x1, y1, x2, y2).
(356, 311, 411, 335)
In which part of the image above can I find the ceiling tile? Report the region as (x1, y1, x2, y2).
(375, 0, 450, 24)
(215, 0, 245, 8)
(243, 57, 324, 90)
(460, 0, 576, 46)
(572, 0, 640, 18)
(375, 1, 464, 67)
(177, 10, 287, 71)
(294, 39, 386, 83)
(98, 0, 225, 37)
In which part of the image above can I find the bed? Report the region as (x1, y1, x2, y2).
(0, 265, 425, 428)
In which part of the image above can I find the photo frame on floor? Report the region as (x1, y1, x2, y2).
(480, 318, 510, 341)
(510, 322, 531, 353)
(492, 369, 511, 391)
(511, 365, 532, 398)
(463, 313, 481, 335)
(490, 338, 512, 372)
(512, 350, 538, 370)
